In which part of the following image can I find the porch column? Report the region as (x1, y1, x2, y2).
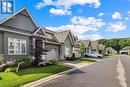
(72, 46, 75, 53)
(42, 41, 45, 60)
(32, 38, 36, 60)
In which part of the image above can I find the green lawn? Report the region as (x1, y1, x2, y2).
(76, 58, 96, 64)
(0, 65, 71, 87)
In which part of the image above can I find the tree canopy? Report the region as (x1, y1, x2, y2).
(99, 38, 130, 53)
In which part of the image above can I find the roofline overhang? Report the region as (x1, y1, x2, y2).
(0, 28, 32, 36)
(45, 41, 61, 45)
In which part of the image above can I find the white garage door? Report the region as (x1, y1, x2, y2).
(45, 49, 57, 60)
(74, 50, 80, 58)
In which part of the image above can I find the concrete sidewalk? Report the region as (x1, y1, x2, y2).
(59, 60, 91, 68)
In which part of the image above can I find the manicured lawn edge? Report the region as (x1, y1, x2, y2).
(0, 65, 72, 87)
(76, 58, 96, 64)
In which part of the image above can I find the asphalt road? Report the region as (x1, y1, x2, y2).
(36, 55, 130, 87)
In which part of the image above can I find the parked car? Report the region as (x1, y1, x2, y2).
(84, 52, 103, 58)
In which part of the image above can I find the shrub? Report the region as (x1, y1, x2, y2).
(4, 67, 16, 73)
(0, 77, 2, 80)
(71, 53, 76, 60)
(15, 56, 31, 64)
(15, 56, 32, 70)
(18, 61, 32, 69)
(48, 60, 58, 65)
(0, 60, 2, 65)
(66, 53, 76, 61)
(0, 64, 9, 72)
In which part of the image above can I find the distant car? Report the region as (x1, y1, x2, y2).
(84, 52, 103, 58)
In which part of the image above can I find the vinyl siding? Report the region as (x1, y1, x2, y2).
(0, 31, 4, 54)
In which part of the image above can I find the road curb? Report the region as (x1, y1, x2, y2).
(22, 68, 77, 87)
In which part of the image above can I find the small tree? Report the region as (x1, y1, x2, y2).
(31, 39, 49, 66)
(80, 43, 86, 56)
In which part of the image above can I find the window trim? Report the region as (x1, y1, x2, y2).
(8, 38, 27, 55)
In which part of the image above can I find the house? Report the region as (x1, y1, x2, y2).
(43, 29, 60, 60)
(120, 46, 130, 55)
(105, 47, 117, 54)
(0, 7, 80, 61)
(0, 7, 40, 60)
(55, 30, 75, 60)
(81, 40, 105, 54)
(81, 40, 91, 53)
(91, 40, 99, 53)
(73, 36, 81, 58)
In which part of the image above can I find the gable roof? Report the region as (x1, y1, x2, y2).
(91, 40, 99, 49)
(120, 46, 130, 51)
(0, 7, 37, 27)
(44, 29, 59, 42)
(33, 27, 46, 38)
(54, 30, 74, 44)
(81, 40, 90, 48)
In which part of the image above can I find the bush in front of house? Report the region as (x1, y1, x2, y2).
(4, 67, 16, 73)
(48, 60, 58, 65)
(39, 59, 58, 66)
(0, 61, 16, 72)
(66, 53, 76, 61)
(15, 56, 32, 69)
(15, 56, 31, 64)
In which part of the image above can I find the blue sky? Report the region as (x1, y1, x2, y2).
(0, 0, 130, 40)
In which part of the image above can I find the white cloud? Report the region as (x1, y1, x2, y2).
(49, 8, 71, 15)
(77, 34, 103, 40)
(36, 0, 101, 15)
(98, 12, 104, 17)
(128, 11, 130, 16)
(112, 12, 122, 19)
(125, 17, 129, 20)
(106, 22, 126, 32)
(46, 16, 105, 40)
(47, 24, 90, 35)
(71, 16, 106, 31)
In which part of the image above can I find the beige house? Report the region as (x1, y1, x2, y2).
(120, 46, 130, 55)
(81, 40, 105, 54)
(55, 30, 75, 59)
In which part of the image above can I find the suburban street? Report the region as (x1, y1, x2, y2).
(36, 55, 130, 87)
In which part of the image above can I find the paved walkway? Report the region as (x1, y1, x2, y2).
(59, 60, 92, 68)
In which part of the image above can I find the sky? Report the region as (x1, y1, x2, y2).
(0, 0, 130, 40)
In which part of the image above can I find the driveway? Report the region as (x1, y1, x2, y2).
(36, 55, 130, 87)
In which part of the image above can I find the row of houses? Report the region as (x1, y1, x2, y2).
(0, 8, 81, 61)
(81, 40, 105, 54)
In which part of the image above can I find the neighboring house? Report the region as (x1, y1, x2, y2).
(43, 29, 60, 60)
(91, 40, 99, 53)
(120, 46, 130, 55)
(81, 40, 91, 53)
(105, 47, 117, 54)
(81, 40, 105, 54)
(73, 36, 81, 58)
(0, 8, 40, 60)
(55, 30, 75, 60)
(98, 43, 105, 54)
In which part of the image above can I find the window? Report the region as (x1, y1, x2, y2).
(8, 38, 26, 55)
